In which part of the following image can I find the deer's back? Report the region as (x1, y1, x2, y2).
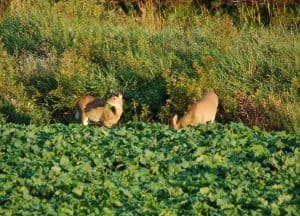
(180, 92, 218, 125)
(193, 92, 218, 121)
(85, 98, 106, 112)
(77, 96, 98, 111)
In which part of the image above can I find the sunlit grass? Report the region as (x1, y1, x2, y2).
(0, 0, 299, 132)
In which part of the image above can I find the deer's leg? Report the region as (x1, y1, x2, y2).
(81, 112, 89, 126)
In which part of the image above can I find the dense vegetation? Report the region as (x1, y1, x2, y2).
(0, 121, 299, 214)
(0, 2, 299, 214)
(0, 0, 299, 132)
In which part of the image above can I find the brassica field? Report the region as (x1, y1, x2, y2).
(0, 122, 299, 215)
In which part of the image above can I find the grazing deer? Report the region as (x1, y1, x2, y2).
(171, 91, 219, 129)
(74, 91, 124, 127)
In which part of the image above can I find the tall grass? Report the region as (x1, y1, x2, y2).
(0, 0, 299, 132)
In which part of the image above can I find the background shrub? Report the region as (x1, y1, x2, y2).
(0, 16, 42, 55)
(0, 0, 299, 132)
(0, 45, 51, 124)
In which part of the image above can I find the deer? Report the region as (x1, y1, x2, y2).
(74, 91, 124, 127)
(170, 91, 219, 129)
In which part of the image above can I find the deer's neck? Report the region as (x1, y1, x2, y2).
(172, 115, 180, 129)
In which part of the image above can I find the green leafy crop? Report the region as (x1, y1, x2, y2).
(0, 122, 299, 215)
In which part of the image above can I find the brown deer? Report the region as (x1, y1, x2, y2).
(171, 91, 219, 129)
(74, 91, 124, 127)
